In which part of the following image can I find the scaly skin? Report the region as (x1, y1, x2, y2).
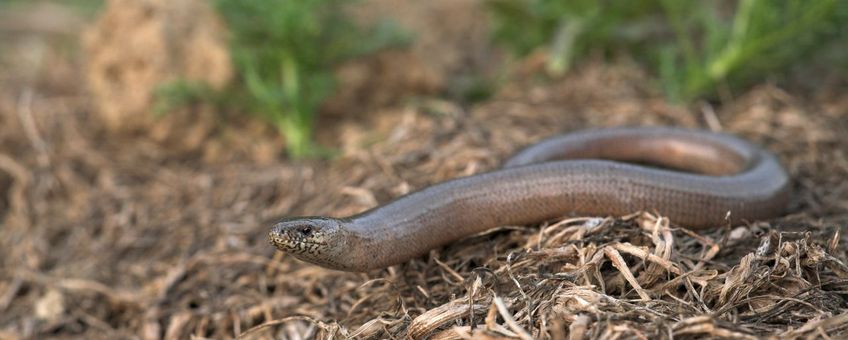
(269, 127, 790, 271)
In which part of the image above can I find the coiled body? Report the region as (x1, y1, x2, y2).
(269, 127, 790, 271)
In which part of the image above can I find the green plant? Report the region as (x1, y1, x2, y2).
(659, 0, 847, 101)
(488, 0, 662, 76)
(487, 0, 848, 102)
(214, 0, 408, 158)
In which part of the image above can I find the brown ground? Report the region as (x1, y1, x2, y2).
(1, 1, 847, 339)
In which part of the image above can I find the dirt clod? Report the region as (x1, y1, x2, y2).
(83, 0, 232, 132)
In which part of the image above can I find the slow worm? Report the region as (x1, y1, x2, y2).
(269, 127, 790, 271)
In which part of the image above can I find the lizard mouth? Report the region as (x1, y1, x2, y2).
(268, 231, 327, 252)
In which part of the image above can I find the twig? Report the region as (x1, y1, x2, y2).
(493, 296, 533, 340)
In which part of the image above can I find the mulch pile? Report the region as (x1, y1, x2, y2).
(2, 3, 848, 340)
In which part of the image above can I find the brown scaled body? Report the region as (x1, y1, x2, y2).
(269, 127, 790, 271)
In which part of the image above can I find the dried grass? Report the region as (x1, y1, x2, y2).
(1, 2, 848, 339)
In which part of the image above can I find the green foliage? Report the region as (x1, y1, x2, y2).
(214, 0, 409, 158)
(488, 0, 661, 76)
(659, 0, 847, 101)
(487, 0, 848, 102)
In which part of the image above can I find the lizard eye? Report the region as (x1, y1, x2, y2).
(298, 226, 313, 237)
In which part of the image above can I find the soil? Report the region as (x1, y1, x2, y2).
(1, 1, 847, 339)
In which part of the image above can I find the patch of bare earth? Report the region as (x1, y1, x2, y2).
(1, 1, 847, 340)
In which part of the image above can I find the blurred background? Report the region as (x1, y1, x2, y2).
(1, 0, 847, 338)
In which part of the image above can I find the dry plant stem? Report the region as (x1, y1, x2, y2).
(494, 296, 533, 340)
(407, 298, 490, 339)
(603, 246, 652, 301)
(568, 314, 591, 340)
